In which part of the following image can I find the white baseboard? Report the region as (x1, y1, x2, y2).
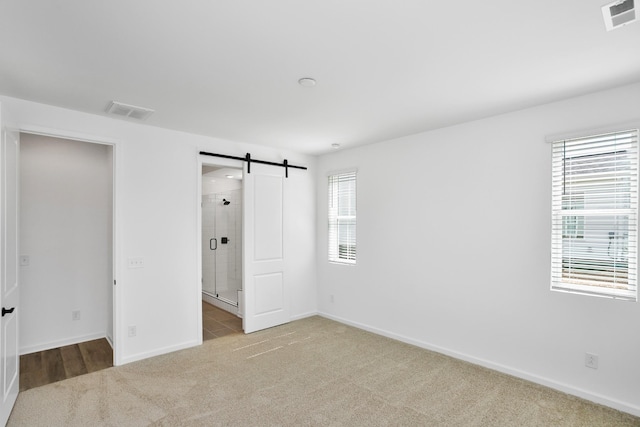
(291, 310, 318, 321)
(319, 312, 640, 418)
(119, 339, 200, 366)
(20, 332, 106, 355)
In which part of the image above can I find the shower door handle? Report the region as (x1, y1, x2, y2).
(210, 238, 217, 250)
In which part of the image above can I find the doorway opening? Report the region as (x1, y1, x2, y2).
(201, 164, 244, 329)
(19, 133, 115, 379)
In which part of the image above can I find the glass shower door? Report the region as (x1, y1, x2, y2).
(202, 195, 217, 297)
(202, 192, 242, 306)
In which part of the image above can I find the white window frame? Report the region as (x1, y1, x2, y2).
(328, 170, 357, 264)
(551, 128, 638, 301)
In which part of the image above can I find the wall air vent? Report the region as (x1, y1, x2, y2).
(106, 101, 154, 121)
(602, 0, 637, 31)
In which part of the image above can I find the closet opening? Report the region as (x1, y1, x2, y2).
(19, 132, 115, 388)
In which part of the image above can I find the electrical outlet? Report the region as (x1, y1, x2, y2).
(127, 257, 144, 268)
(585, 353, 599, 369)
(128, 325, 137, 337)
(72, 310, 81, 321)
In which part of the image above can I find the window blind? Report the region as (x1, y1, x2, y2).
(551, 129, 638, 301)
(328, 171, 356, 263)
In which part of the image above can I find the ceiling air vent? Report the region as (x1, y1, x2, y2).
(106, 101, 154, 121)
(602, 0, 637, 31)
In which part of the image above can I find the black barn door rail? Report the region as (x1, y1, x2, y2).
(199, 151, 307, 178)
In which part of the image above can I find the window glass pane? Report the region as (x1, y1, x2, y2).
(562, 194, 584, 238)
(551, 129, 638, 301)
(328, 172, 356, 263)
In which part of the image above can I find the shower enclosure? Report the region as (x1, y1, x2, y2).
(202, 189, 242, 307)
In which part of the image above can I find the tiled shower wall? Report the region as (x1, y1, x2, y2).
(202, 189, 242, 303)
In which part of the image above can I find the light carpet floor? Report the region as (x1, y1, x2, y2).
(8, 316, 640, 426)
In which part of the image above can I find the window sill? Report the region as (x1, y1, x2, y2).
(328, 260, 356, 266)
(551, 284, 636, 302)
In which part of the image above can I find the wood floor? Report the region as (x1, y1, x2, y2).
(19, 303, 241, 392)
(202, 300, 243, 341)
(20, 338, 113, 392)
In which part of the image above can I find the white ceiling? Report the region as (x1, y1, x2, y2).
(0, 1, 638, 155)
(203, 166, 243, 180)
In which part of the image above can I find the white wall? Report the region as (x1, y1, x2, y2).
(1, 95, 317, 365)
(20, 134, 112, 354)
(316, 82, 640, 416)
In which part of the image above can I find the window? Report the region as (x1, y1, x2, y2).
(328, 171, 356, 263)
(551, 129, 638, 301)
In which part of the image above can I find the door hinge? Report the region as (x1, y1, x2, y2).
(114, 280, 116, 286)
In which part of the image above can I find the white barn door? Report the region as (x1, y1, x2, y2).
(243, 163, 289, 333)
(0, 121, 19, 425)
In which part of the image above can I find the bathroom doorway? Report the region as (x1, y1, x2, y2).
(201, 165, 243, 317)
